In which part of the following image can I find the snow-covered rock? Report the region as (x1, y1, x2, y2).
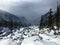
(0, 26, 60, 45)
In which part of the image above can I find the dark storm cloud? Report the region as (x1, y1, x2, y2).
(8, 0, 58, 21)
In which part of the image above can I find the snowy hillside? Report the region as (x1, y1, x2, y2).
(0, 26, 60, 45)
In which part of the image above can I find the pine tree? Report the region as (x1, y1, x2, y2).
(39, 15, 43, 30)
(56, 3, 60, 30)
(48, 8, 53, 29)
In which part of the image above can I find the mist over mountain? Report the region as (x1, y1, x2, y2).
(31, 11, 56, 25)
(7, 0, 57, 23)
(0, 10, 29, 27)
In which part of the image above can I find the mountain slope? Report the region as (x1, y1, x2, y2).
(40, 11, 56, 28)
(32, 11, 56, 26)
(0, 10, 28, 27)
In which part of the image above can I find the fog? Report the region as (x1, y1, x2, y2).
(0, 0, 59, 21)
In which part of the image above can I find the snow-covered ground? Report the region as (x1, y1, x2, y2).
(0, 26, 60, 45)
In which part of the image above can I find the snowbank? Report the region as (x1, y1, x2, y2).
(0, 26, 60, 45)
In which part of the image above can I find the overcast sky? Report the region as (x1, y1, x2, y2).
(0, 0, 59, 21)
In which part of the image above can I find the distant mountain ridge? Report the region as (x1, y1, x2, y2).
(0, 10, 21, 23)
(0, 10, 28, 28)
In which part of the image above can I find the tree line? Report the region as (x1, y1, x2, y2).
(39, 4, 60, 34)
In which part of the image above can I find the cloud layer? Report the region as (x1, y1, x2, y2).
(0, 0, 59, 21)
